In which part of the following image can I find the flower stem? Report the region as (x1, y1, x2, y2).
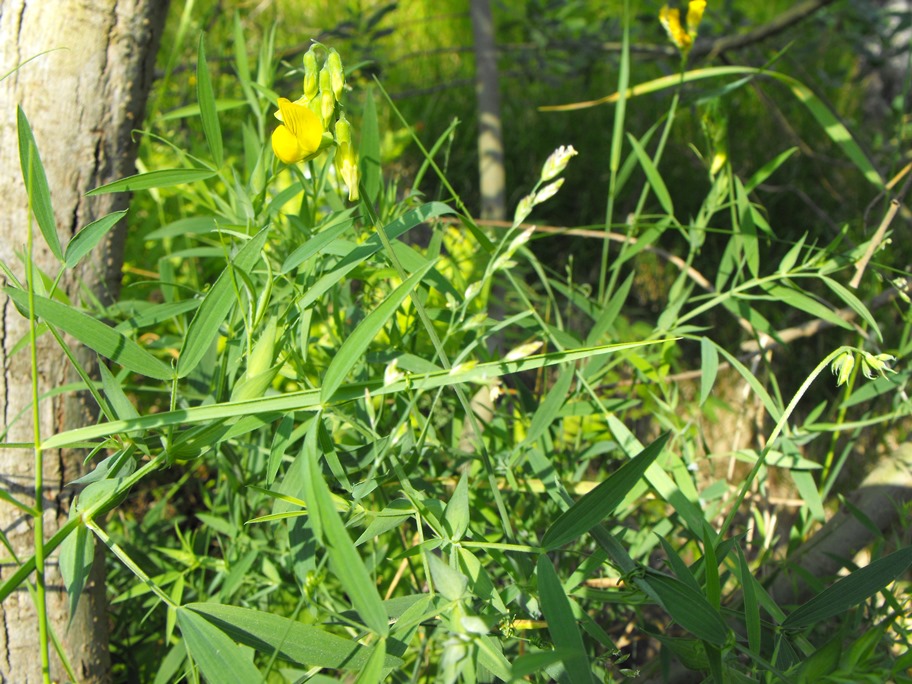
(24, 150, 51, 683)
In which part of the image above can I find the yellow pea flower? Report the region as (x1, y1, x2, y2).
(687, 0, 707, 31)
(271, 97, 324, 164)
(659, 6, 691, 52)
(660, 1, 707, 54)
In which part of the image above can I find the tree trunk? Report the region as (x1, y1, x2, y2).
(0, 1, 168, 681)
(471, 0, 506, 222)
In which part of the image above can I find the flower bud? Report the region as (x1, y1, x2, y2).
(319, 68, 334, 126)
(541, 145, 577, 182)
(861, 352, 896, 379)
(831, 351, 855, 386)
(303, 49, 319, 101)
(334, 115, 359, 201)
(513, 193, 534, 227)
(327, 49, 345, 101)
(532, 178, 564, 206)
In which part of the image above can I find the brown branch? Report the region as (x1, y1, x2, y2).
(696, 0, 840, 60)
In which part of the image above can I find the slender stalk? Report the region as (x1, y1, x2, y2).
(25, 152, 51, 683)
(83, 518, 177, 608)
(599, 0, 631, 305)
(718, 347, 851, 538)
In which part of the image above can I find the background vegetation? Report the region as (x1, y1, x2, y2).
(4, 0, 912, 682)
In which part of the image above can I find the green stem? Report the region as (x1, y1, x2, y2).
(718, 346, 852, 539)
(25, 152, 51, 683)
(599, 0, 631, 305)
(359, 182, 516, 541)
(83, 517, 177, 609)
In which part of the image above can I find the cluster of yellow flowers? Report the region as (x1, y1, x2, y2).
(271, 45, 360, 201)
(659, 0, 706, 54)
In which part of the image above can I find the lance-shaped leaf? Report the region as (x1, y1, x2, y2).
(542, 432, 670, 550)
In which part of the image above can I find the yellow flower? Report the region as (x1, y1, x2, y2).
(687, 0, 707, 33)
(271, 97, 324, 164)
(660, 1, 707, 54)
(659, 6, 692, 52)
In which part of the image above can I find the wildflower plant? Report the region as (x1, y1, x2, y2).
(3, 5, 912, 683)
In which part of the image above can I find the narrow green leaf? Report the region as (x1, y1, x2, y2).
(821, 275, 881, 342)
(65, 210, 128, 269)
(355, 499, 414, 546)
(280, 210, 357, 273)
(626, 133, 673, 215)
(42, 339, 672, 450)
(197, 34, 224, 168)
(300, 202, 454, 309)
(320, 260, 436, 403)
(521, 365, 574, 449)
(745, 147, 798, 194)
(303, 420, 389, 636)
(760, 283, 852, 331)
(511, 650, 575, 679)
(736, 544, 762, 656)
(4, 288, 172, 380)
(360, 87, 381, 201)
(560, 66, 883, 187)
(536, 556, 592, 683)
(17, 106, 62, 261)
(267, 415, 294, 486)
(177, 607, 261, 684)
(701, 524, 721, 610)
(59, 516, 94, 625)
(782, 546, 912, 630)
(699, 337, 718, 407)
(790, 470, 825, 521)
(442, 470, 470, 541)
(99, 362, 139, 420)
(776, 234, 806, 275)
(86, 168, 216, 196)
(643, 569, 729, 646)
(177, 226, 269, 377)
(586, 271, 634, 346)
(354, 637, 387, 684)
(542, 432, 670, 550)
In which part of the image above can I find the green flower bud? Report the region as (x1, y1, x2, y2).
(327, 49, 344, 101)
(831, 351, 855, 386)
(540, 145, 577, 182)
(303, 49, 319, 101)
(319, 68, 334, 126)
(861, 352, 896, 379)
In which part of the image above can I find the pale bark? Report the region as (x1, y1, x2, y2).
(470, 0, 506, 221)
(0, 1, 167, 682)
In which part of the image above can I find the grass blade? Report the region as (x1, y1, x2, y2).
(536, 556, 592, 683)
(782, 546, 912, 630)
(42, 339, 673, 449)
(17, 106, 62, 261)
(187, 602, 401, 669)
(177, 226, 269, 378)
(542, 432, 669, 550)
(86, 168, 216, 195)
(302, 419, 390, 636)
(177, 607, 261, 684)
(321, 259, 436, 403)
(4, 287, 172, 381)
(197, 34, 223, 168)
(64, 210, 128, 269)
(643, 569, 729, 646)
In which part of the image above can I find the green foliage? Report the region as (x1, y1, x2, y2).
(4, 3, 912, 683)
